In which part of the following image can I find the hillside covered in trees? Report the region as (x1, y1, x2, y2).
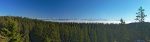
(0, 16, 150, 42)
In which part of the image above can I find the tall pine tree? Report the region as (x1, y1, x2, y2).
(135, 6, 147, 23)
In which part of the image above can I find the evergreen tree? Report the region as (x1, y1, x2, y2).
(120, 18, 125, 24)
(135, 6, 147, 23)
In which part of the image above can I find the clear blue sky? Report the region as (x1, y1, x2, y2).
(0, 0, 150, 21)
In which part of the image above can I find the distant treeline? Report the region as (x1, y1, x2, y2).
(0, 16, 150, 42)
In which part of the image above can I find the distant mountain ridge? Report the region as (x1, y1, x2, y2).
(36, 18, 107, 21)
(37, 18, 132, 24)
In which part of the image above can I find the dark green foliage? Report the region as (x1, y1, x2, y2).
(0, 16, 150, 42)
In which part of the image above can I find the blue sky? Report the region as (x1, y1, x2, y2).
(0, 0, 150, 21)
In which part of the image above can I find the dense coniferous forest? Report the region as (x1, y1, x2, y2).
(0, 16, 150, 42)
